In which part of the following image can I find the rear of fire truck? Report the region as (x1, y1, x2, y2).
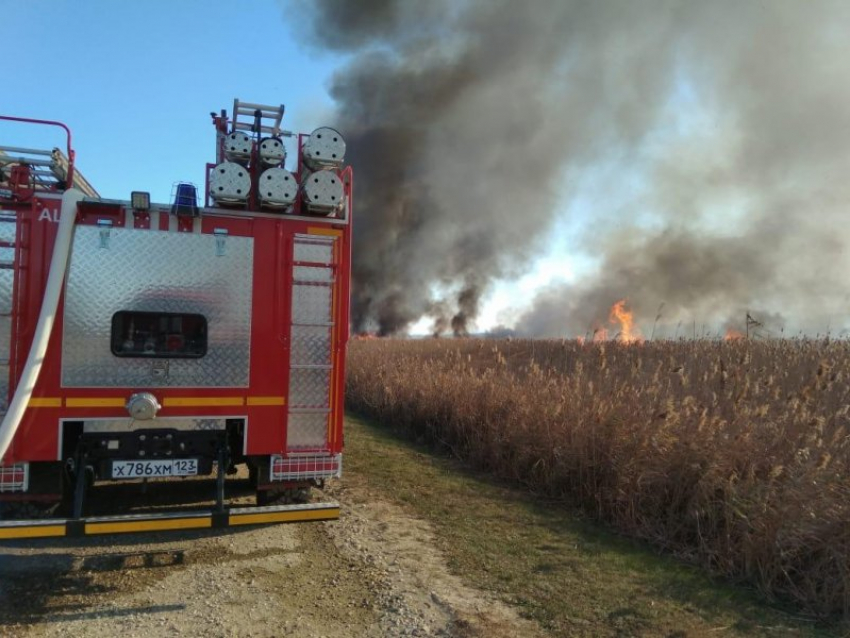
(0, 100, 351, 538)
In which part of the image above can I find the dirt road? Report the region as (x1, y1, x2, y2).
(0, 478, 539, 637)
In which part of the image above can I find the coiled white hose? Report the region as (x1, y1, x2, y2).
(0, 188, 82, 462)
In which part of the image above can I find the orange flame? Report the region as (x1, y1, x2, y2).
(609, 299, 643, 343)
(724, 328, 745, 341)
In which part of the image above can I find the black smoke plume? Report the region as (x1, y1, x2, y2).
(292, 1, 850, 338)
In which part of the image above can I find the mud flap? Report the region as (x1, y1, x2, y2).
(0, 502, 339, 539)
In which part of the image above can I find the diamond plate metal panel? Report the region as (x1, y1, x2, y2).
(62, 226, 254, 387)
(0, 316, 10, 362)
(292, 284, 331, 325)
(293, 237, 333, 265)
(0, 219, 16, 245)
(0, 269, 12, 316)
(288, 235, 335, 450)
(0, 247, 14, 265)
(0, 246, 10, 408)
(289, 368, 331, 408)
(286, 412, 328, 448)
(293, 266, 333, 283)
(291, 325, 331, 366)
(0, 374, 8, 412)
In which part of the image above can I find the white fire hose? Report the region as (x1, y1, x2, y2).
(0, 188, 82, 462)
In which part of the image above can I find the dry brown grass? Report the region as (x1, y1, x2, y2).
(346, 338, 850, 619)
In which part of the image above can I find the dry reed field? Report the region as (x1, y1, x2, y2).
(346, 338, 850, 619)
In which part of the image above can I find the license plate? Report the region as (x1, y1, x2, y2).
(112, 459, 198, 479)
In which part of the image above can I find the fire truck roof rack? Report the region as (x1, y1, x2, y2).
(0, 146, 99, 198)
(231, 99, 291, 137)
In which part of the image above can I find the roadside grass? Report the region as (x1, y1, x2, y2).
(344, 413, 844, 638)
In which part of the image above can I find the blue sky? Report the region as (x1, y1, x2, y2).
(1, 0, 340, 202)
(1, 0, 580, 333)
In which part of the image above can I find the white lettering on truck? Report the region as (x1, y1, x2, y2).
(38, 208, 60, 222)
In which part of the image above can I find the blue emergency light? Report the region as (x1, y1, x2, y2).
(171, 182, 199, 217)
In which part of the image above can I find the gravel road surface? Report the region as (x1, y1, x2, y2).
(0, 477, 539, 637)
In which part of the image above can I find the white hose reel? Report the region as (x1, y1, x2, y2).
(259, 137, 286, 167)
(258, 167, 297, 209)
(301, 169, 344, 216)
(210, 162, 250, 205)
(302, 127, 346, 171)
(223, 131, 253, 164)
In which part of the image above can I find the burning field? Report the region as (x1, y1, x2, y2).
(346, 337, 850, 618)
(304, 0, 850, 619)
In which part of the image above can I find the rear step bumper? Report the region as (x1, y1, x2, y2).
(0, 501, 340, 539)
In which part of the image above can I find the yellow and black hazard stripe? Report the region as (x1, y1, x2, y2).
(0, 503, 340, 540)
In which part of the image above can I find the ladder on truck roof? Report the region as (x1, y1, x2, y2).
(0, 146, 99, 198)
(231, 99, 290, 137)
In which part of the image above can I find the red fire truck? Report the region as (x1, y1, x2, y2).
(0, 100, 351, 537)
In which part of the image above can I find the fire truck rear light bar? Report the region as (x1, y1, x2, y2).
(0, 502, 340, 539)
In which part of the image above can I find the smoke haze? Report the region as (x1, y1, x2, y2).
(291, 0, 850, 337)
